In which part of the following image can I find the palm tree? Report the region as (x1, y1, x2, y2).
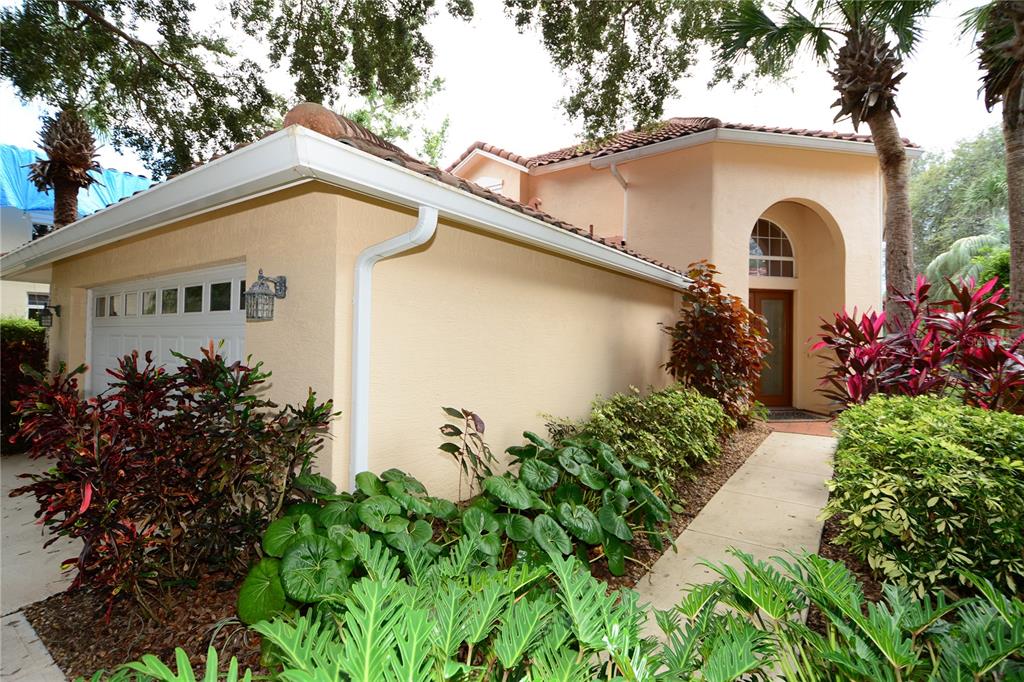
(28, 109, 99, 228)
(714, 0, 938, 326)
(924, 233, 1004, 299)
(967, 2, 1024, 318)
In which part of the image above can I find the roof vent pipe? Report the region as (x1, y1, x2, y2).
(609, 163, 628, 244)
(350, 205, 439, 490)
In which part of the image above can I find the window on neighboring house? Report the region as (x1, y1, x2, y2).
(27, 292, 49, 321)
(475, 176, 503, 193)
(749, 218, 795, 278)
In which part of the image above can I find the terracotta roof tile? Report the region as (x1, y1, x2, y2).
(445, 116, 918, 172)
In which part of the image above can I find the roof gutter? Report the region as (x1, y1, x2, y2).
(1, 127, 688, 292)
(350, 205, 438, 490)
(589, 127, 923, 169)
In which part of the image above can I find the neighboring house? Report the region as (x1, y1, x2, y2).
(0, 144, 151, 319)
(447, 119, 922, 414)
(0, 103, 918, 494)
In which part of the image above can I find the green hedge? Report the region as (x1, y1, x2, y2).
(552, 385, 733, 499)
(826, 395, 1024, 595)
(1, 316, 47, 444)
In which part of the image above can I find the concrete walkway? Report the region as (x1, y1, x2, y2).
(635, 431, 835, 628)
(2, 453, 75, 681)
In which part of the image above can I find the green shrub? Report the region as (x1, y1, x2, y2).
(1, 316, 47, 444)
(552, 384, 733, 499)
(826, 395, 1024, 595)
(114, 548, 1024, 681)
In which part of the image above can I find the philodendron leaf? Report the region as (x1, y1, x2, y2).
(519, 459, 559, 491)
(533, 514, 572, 556)
(577, 464, 608, 491)
(387, 519, 434, 553)
(354, 471, 385, 497)
(280, 535, 350, 602)
(462, 506, 500, 535)
(483, 476, 532, 510)
(294, 473, 337, 497)
(356, 495, 404, 532)
(602, 489, 629, 515)
(380, 468, 428, 494)
(283, 502, 320, 517)
(557, 503, 603, 545)
(556, 446, 588, 475)
(503, 513, 534, 542)
(429, 497, 459, 520)
(598, 505, 634, 542)
(263, 514, 315, 558)
(237, 558, 286, 625)
(386, 482, 433, 516)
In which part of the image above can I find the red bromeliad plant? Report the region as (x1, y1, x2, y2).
(10, 344, 335, 614)
(813, 276, 1024, 412)
(663, 261, 772, 423)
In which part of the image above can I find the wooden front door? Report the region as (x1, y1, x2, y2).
(750, 289, 793, 407)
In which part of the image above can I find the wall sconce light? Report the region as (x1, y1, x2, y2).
(244, 270, 287, 321)
(38, 304, 61, 328)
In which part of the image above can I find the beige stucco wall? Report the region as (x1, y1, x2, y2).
(1, 281, 48, 318)
(455, 155, 527, 203)
(43, 182, 679, 494)
(517, 140, 881, 413)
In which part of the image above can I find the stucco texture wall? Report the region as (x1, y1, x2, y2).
(455, 155, 526, 203)
(44, 182, 680, 495)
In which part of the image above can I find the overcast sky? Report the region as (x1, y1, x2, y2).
(0, 1, 1001, 178)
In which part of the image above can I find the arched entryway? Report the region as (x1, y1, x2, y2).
(747, 200, 845, 412)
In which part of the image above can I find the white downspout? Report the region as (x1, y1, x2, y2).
(350, 205, 439, 489)
(609, 163, 628, 244)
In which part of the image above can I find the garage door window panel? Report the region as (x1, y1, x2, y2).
(142, 291, 157, 315)
(124, 292, 138, 316)
(184, 285, 203, 313)
(162, 288, 178, 314)
(210, 282, 232, 311)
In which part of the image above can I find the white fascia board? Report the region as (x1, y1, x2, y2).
(529, 154, 595, 175)
(590, 127, 923, 168)
(1, 126, 688, 292)
(293, 131, 689, 290)
(449, 148, 528, 175)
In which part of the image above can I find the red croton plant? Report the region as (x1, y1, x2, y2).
(813, 276, 1024, 412)
(10, 344, 335, 615)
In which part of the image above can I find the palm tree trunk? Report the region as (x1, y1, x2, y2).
(1005, 76, 1024, 319)
(866, 109, 914, 327)
(52, 177, 79, 228)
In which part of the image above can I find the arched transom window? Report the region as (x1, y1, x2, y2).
(749, 219, 795, 278)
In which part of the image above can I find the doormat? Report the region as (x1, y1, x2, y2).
(766, 408, 829, 422)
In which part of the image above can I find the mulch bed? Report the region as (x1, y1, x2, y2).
(595, 420, 772, 589)
(25, 422, 772, 679)
(23, 572, 264, 680)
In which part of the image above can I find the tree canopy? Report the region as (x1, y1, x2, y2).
(911, 126, 1008, 267)
(1, 0, 466, 178)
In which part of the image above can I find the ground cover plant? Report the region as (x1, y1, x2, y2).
(238, 423, 676, 625)
(0, 315, 47, 445)
(814, 276, 1024, 412)
(10, 345, 335, 613)
(662, 261, 771, 424)
(548, 384, 732, 501)
(825, 395, 1024, 597)
(99, 546, 1024, 681)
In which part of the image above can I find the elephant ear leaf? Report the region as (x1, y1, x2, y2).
(263, 514, 315, 557)
(557, 503, 603, 545)
(280, 536, 348, 603)
(595, 445, 629, 480)
(483, 476, 532, 509)
(519, 458, 559, 491)
(294, 473, 337, 497)
(356, 495, 403, 532)
(532, 514, 572, 556)
(503, 513, 533, 542)
(237, 558, 286, 625)
(598, 505, 633, 541)
(632, 481, 670, 522)
(354, 471, 385, 497)
(603, 537, 628, 577)
(577, 464, 608, 491)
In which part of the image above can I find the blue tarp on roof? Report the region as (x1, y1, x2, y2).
(0, 144, 152, 217)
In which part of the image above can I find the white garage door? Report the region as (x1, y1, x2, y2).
(88, 264, 246, 395)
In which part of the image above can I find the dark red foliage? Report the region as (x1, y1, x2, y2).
(10, 344, 336, 612)
(813, 276, 1024, 412)
(1, 319, 48, 446)
(663, 261, 772, 423)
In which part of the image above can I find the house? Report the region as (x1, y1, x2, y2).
(0, 144, 151, 319)
(0, 103, 918, 495)
(447, 119, 922, 414)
